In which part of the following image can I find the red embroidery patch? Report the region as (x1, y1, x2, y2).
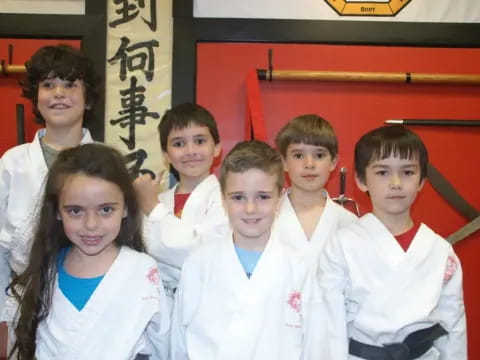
(444, 256, 457, 283)
(288, 291, 301, 313)
(147, 267, 160, 285)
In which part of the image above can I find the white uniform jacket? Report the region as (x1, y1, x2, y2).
(0, 129, 93, 313)
(318, 213, 467, 360)
(170, 232, 322, 360)
(275, 190, 357, 270)
(31, 247, 170, 360)
(144, 174, 230, 289)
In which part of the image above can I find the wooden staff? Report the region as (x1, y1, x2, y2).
(387, 119, 480, 126)
(256, 69, 480, 85)
(0, 63, 26, 76)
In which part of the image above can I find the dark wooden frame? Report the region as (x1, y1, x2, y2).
(0, 0, 106, 140)
(172, 0, 480, 105)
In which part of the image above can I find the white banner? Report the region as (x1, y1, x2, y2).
(0, 0, 84, 14)
(106, 0, 172, 189)
(194, 0, 480, 22)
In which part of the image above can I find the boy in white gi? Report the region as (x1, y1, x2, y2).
(133, 103, 229, 309)
(170, 140, 321, 360)
(319, 125, 467, 359)
(275, 114, 357, 269)
(0, 45, 99, 317)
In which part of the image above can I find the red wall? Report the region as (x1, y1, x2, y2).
(197, 42, 480, 357)
(0, 38, 81, 156)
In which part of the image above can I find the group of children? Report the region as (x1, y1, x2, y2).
(0, 44, 466, 359)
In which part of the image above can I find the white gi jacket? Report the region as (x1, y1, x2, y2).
(318, 213, 467, 360)
(275, 190, 358, 270)
(143, 174, 230, 294)
(170, 231, 322, 360)
(0, 129, 93, 313)
(28, 247, 169, 360)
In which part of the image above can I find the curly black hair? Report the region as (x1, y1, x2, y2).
(21, 44, 101, 125)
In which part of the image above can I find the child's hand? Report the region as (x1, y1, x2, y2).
(133, 172, 163, 216)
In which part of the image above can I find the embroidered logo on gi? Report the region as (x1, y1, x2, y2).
(444, 256, 457, 283)
(288, 291, 302, 313)
(147, 267, 160, 285)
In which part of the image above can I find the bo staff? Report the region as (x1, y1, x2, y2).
(386, 119, 480, 126)
(256, 69, 480, 85)
(0, 63, 26, 76)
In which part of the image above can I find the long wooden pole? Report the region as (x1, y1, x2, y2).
(256, 69, 480, 85)
(387, 119, 480, 126)
(0, 64, 26, 75)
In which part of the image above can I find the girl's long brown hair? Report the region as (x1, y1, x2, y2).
(7, 143, 144, 359)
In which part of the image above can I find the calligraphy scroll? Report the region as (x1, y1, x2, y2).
(106, 0, 172, 189)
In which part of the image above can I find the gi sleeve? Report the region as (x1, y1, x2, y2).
(170, 253, 203, 360)
(435, 250, 467, 360)
(0, 157, 11, 315)
(143, 199, 229, 276)
(145, 271, 171, 360)
(300, 266, 325, 360)
(317, 231, 350, 360)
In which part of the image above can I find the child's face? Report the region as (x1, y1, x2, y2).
(282, 143, 337, 193)
(164, 124, 221, 182)
(355, 154, 424, 219)
(57, 173, 126, 260)
(37, 77, 86, 129)
(222, 168, 281, 246)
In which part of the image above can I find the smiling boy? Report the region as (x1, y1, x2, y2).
(0, 44, 99, 317)
(274, 114, 357, 270)
(318, 125, 466, 359)
(170, 140, 321, 360)
(133, 103, 230, 311)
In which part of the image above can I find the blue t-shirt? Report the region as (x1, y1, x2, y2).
(57, 247, 104, 311)
(234, 245, 263, 278)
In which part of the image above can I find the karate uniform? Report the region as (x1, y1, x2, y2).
(318, 213, 467, 360)
(0, 129, 93, 313)
(143, 174, 230, 303)
(275, 190, 358, 269)
(5, 247, 170, 360)
(170, 232, 322, 360)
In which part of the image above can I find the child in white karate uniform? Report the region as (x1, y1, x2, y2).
(319, 125, 467, 359)
(5, 144, 169, 360)
(171, 140, 322, 360)
(275, 114, 357, 270)
(133, 103, 229, 309)
(0, 45, 99, 319)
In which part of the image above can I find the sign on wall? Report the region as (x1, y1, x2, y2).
(106, 0, 172, 188)
(194, 0, 480, 22)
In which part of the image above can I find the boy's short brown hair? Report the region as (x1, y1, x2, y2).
(275, 114, 338, 158)
(219, 140, 284, 194)
(158, 103, 220, 152)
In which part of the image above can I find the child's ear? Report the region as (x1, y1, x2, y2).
(354, 172, 368, 193)
(281, 156, 288, 172)
(213, 143, 221, 158)
(123, 208, 128, 218)
(56, 212, 62, 221)
(330, 155, 339, 172)
(163, 151, 171, 164)
(418, 178, 426, 191)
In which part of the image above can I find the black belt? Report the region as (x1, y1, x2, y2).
(349, 324, 447, 360)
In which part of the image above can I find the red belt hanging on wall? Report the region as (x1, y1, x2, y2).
(245, 69, 268, 141)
